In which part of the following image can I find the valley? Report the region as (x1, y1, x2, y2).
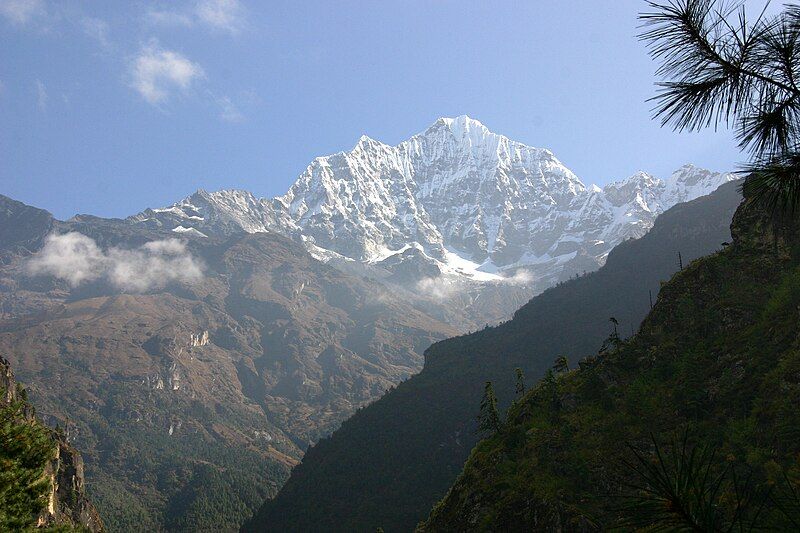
(0, 118, 734, 530)
(3, 1, 798, 531)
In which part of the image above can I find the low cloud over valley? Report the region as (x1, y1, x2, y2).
(27, 232, 203, 292)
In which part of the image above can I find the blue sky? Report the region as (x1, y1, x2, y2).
(0, 0, 775, 219)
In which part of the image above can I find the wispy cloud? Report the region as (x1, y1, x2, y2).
(195, 0, 244, 33)
(130, 41, 204, 105)
(81, 16, 110, 49)
(0, 0, 44, 25)
(216, 94, 243, 122)
(415, 277, 458, 301)
(35, 79, 47, 111)
(27, 232, 204, 292)
(503, 269, 533, 286)
(146, 0, 245, 34)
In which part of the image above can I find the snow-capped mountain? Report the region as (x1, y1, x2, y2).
(132, 115, 736, 288)
(131, 189, 280, 237)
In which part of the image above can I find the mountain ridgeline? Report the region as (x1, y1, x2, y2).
(419, 187, 800, 530)
(242, 180, 743, 532)
(133, 116, 734, 315)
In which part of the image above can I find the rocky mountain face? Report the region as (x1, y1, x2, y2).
(0, 355, 104, 532)
(0, 194, 455, 530)
(133, 116, 735, 294)
(242, 181, 743, 532)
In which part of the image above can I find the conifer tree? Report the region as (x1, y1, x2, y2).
(641, 0, 800, 209)
(477, 381, 501, 436)
(0, 396, 54, 530)
(552, 355, 569, 374)
(514, 368, 525, 397)
(610, 317, 619, 335)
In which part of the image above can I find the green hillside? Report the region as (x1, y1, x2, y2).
(420, 197, 800, 530)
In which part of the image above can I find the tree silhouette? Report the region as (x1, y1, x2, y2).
(552, 356, 569, 374)
(641, 0, 800, 209)
(477, 381, 501, 436)
(514, 368, 525, 397)
(600, 318, 622, 355)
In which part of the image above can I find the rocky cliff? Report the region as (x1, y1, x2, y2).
(1, 355, 104, 532)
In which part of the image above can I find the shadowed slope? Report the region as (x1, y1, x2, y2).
(244, 181, 742, 532)
(420, 185, 800, 531)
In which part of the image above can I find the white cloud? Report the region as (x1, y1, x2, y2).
(415, 276, 458, 301)
(27, 232, 105, 286)
(130, 42, 204, 105)
(0, 0, 44, 25)
(81, 16, 110, 49)
(35, 79, 47, 111)
(27, 232, 204, 292)
(195, 0, 244, 33)
(146, 0, 245, 34)
(502, 269, 533, 286)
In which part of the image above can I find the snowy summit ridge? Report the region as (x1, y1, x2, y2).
(132, 115, 736, 285)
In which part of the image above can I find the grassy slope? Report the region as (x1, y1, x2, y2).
(420, 200, 800, 530)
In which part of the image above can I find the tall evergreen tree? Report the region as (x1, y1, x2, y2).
(641, 0, 800, 209)
(0, 397, 54, 530)
(477, 381, 501, 436)
(514, 368, 526, 397)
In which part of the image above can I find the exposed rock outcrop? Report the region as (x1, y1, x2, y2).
(0, 356, 103, 532)
(189, 330, 210, 347)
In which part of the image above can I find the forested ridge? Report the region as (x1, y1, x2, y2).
(420, 181, 800, 531)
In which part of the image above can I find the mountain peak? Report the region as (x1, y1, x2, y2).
(610, 171, 659, 188)
(356, 133, 376, 145)
(428, 115, 492, 140)
(352, 134, 390, 151)
(438, 114, 487, 129)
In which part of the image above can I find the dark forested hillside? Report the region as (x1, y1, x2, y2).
(243, 181, 742, 532)
(420, 189, 800, 531)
